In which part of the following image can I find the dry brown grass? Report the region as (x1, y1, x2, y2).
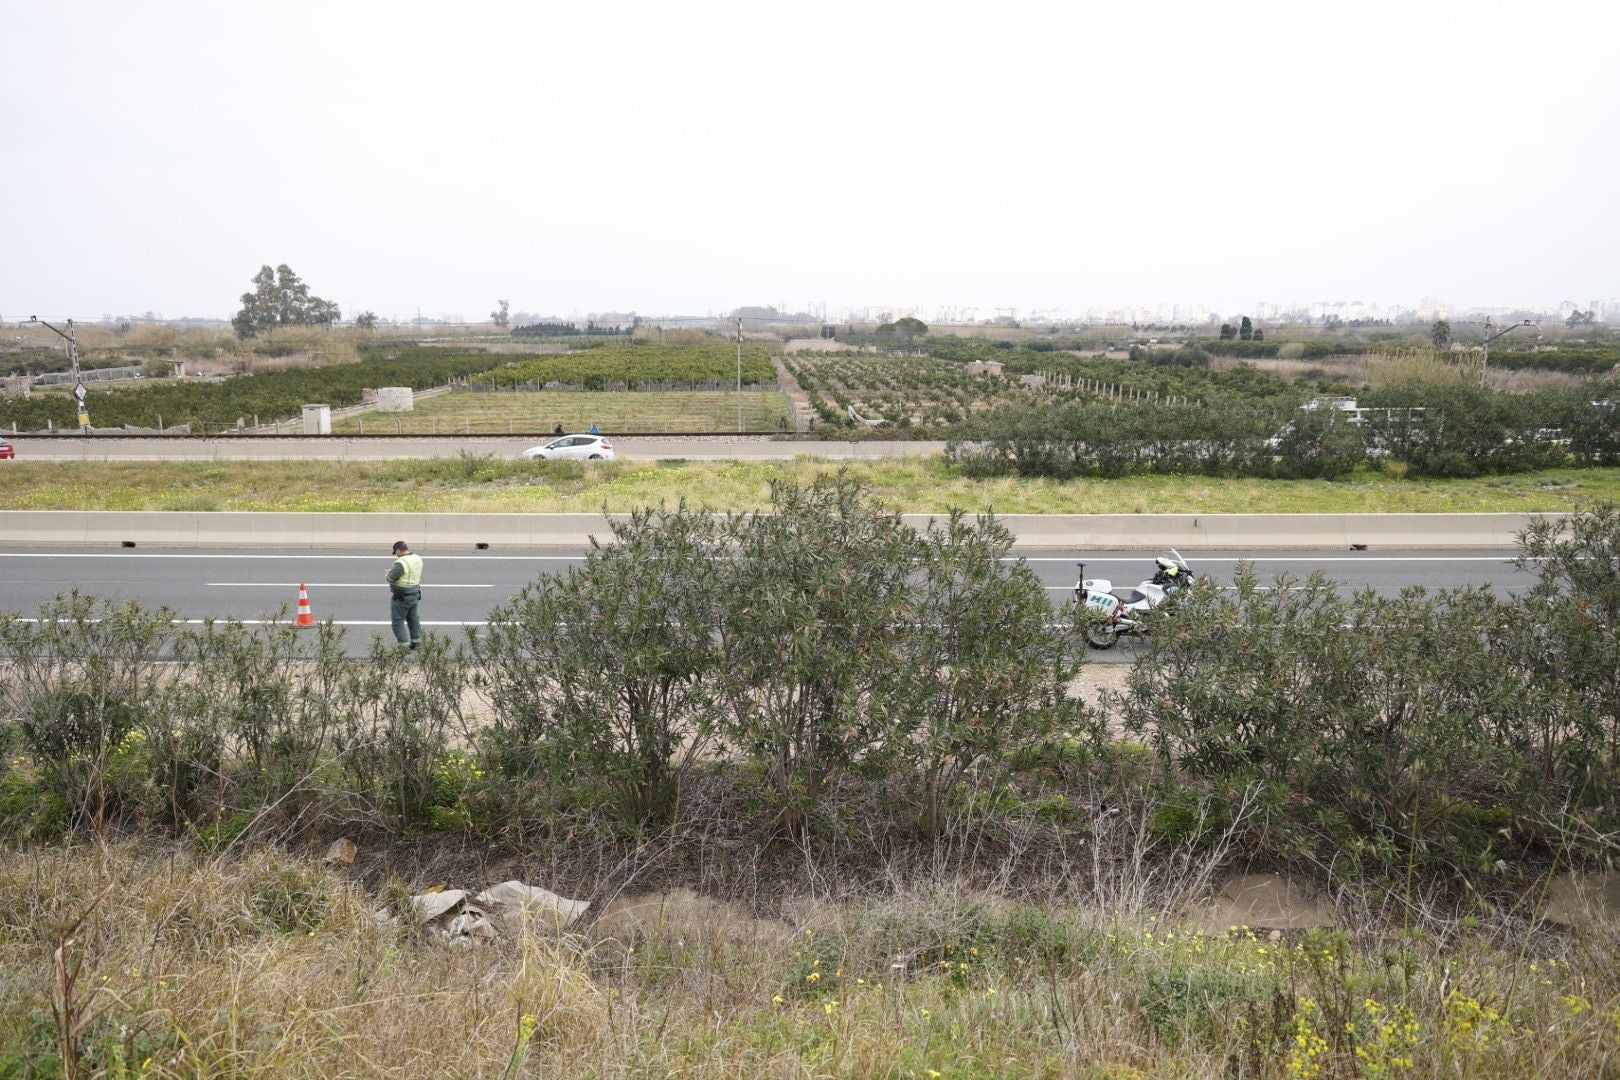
(1, 321, 375, 379)
(1, 844, 611, 1076)
(1210, 348, 1482, 389)
(1215, 346, 1613, 397)
(1487, 367, 1592, 393)
(1210, 352, 1375, 384)
(6, 838, 1620, 1078)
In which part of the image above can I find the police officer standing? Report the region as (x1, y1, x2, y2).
(386, 540, 424, 650)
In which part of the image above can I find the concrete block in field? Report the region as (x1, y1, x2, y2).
(302, 404, 331, 434)
(376, 387, 414, 413)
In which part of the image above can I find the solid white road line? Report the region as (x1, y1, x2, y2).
(0, 553, 585, 560)
(206, 582, 495, 588)
(12, 618, 491, 627)
(1011, 555, 1524, 563)
(1040, 584, 1525, 593)
(0, 553, 1534, 569)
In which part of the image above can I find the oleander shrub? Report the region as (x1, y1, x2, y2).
(892, 509, 1084, 839)
(712, 474, 924, 836)
(1105, 504, 1620, 882)
(473, 503, 727, 830)
(0, 593, 173, 833)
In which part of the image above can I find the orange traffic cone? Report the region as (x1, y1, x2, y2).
(294, 583, 316, 627)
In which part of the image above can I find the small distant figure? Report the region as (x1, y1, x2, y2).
(588, 422, 601, 435)
(553, 422, 564, 435)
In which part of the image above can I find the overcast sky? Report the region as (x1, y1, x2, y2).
(4, 0, 1616, 321)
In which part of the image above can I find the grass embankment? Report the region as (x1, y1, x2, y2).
(1, 459, 1618, 514)
(331, 390, 794, 435)
(4, 843, 1616, 1077)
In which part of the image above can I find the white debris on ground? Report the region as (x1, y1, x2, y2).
(378, 881, 591, 945)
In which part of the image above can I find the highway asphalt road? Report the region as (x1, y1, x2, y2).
(5, 435, 949, 462)
(0, 545, 1536, 662)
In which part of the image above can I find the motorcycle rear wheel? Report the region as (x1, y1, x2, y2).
(1085, 624, 1119, 649)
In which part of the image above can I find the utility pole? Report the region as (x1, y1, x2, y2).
(1479, 317, 1538, 388)
(30, 316, 89, 431)
(736, 318, 743, 432)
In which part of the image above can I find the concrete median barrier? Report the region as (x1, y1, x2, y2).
(903, 512, 1547, 549)
(0, 510, 1557, 549)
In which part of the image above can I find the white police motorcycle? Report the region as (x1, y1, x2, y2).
(1073, 550, 1196, 649)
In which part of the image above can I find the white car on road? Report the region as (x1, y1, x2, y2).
(521, 434, 615, 461)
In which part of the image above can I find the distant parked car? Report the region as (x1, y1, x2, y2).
(521, 434, 614, 461)
(0, 438, 14, 460)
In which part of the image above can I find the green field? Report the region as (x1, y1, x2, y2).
(2, 459, 1617, 514)
(330, 390, 794, 434)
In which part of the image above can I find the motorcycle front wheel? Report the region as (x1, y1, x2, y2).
(1085, 623, 1119, 649)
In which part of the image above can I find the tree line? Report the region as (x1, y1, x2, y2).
(512, 322, 631, 338)
(947, 380, 1620, 479)
(0, 347, 520, 432)
(471, 343, 776, 390)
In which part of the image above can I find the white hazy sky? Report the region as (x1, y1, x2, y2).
(3, 0, 1616, 321)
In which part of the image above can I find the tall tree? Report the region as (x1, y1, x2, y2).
(491, 300, 510, 328)
(1431, 319, 1451, 349)
(273, 264, 311, 326)
(1239, 316, 1254, 341)
(232, 265, 277, 338)
(230, 264, 339, 338)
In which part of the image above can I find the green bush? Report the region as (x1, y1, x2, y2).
(1105, 505, 1620, 883)
(474, 503, 726, 829)
(1147, 784, 1233, 849)
(893, 509, 1084, 839)
(946, 380, 1614, 480)
(1141, 966, 1275, 1048)
(712, 475, 925, 835)
(0, 769, 68, 842)
(334, 636, 468, 831)
(1358, 382, 1565, 476)
(948, 399, 1278, 478)
(0, 593, 173, 832)
(1266, 407, 1366, 479)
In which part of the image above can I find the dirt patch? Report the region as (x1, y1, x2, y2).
(1541, 873, 1620, 931)
(784, 339, 853, 353)
(1074, 664, 1132, 710)
(1186, 874, 1336, 933)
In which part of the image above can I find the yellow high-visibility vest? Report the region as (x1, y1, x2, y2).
(391, 553, 423, 587)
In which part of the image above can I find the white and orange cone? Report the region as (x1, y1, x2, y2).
(294, 582, 316, 628)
